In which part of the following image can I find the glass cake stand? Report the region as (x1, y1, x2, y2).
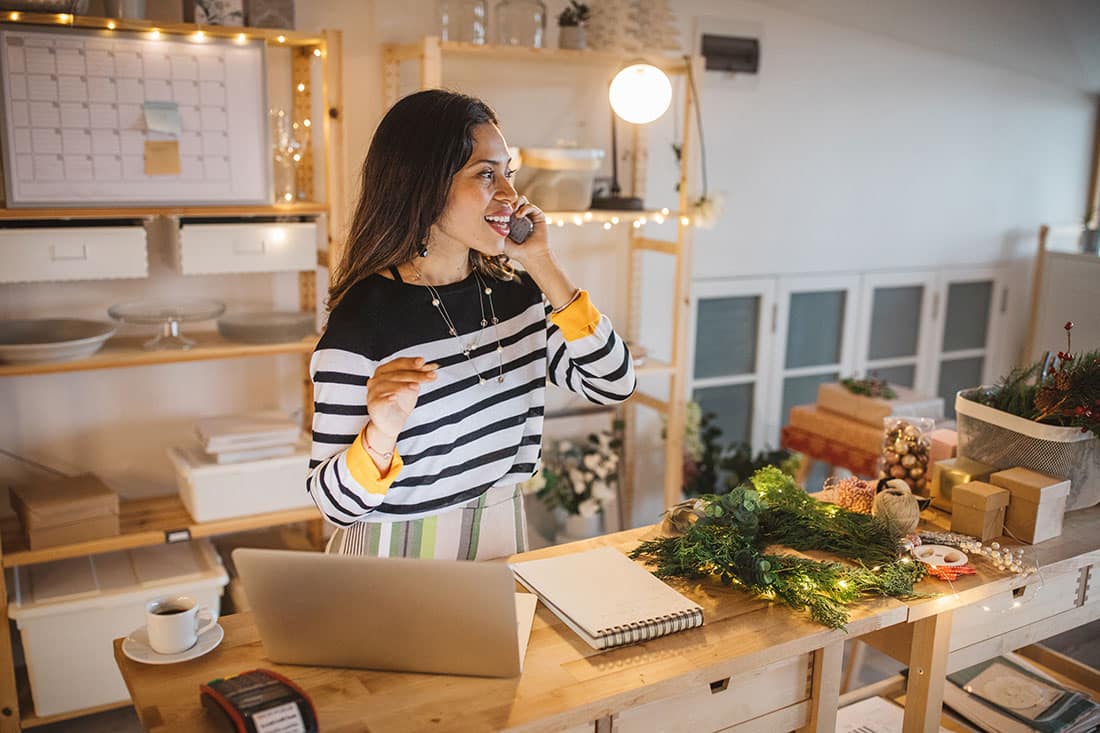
(107, 298, 226, 351)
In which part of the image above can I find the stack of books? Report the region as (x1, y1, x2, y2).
(944, 653, 1100, 733)
(194, 412, 303, 465)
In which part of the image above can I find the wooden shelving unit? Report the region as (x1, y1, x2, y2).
(0, 202, 327, 221)
(383, 37, 703, 521)
(0, 334, 318, 377)
(0, 496, 321, 569)
(0, 14, 346, 732)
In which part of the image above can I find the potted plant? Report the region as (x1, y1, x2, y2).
(522, 423, 621, 541)
(557, 0, 589, 50)
(676, 401, 801, 497)
(956, 322, 1099, 511)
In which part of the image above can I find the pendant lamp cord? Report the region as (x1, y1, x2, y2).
(684, 55, 708, 199)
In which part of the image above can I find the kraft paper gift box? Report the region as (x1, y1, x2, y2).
(950, 481, 1009, 541)
(9, 474, 120, 550)
(816, 382, 944, 427)
(787, 405, 883, 454)
(930, 456, 995, 513)
(928, 428, 958, 466)
(990, 467, 1070, 544)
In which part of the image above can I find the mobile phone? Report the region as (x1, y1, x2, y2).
(507, 213, 534, 244)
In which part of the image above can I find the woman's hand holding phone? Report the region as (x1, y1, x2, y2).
(502, 196, 549, 263)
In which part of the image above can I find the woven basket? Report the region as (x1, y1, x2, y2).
(955, 390, 1099, 511)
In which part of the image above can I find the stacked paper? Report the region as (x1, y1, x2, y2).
(194, 411, 303, 464)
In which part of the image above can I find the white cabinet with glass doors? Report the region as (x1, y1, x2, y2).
(688, 265, 1011, 476)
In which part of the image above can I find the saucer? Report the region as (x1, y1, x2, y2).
(122, 622, 224, 665)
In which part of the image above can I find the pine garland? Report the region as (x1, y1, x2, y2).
(630, 467, 926, 629)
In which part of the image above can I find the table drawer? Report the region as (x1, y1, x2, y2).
(177, 222, 317, 275)
(0, 226, 148, 283)
(613, 653, 810, 733)
(950, 568, 1082, 650)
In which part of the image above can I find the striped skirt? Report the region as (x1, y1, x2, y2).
(325, 484, 529, 561)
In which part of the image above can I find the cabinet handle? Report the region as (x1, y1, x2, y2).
(233, 239, 266, 255)
(49, 243, 87, 261)
(709, 677, 731, 693)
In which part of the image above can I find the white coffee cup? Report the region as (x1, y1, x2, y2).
(145, 595, 216, 655)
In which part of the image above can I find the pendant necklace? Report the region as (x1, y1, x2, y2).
(413, 265, 505, 384)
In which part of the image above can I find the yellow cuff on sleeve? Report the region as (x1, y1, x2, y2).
(549, 290, 601, 342)
(347, 429, 403, 495)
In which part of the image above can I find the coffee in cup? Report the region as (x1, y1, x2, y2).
(145, 595, 216, 655)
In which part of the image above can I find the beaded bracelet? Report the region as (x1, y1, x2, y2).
(363, 424, 394, 461)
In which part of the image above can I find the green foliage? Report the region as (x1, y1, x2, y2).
(841, 376, 897, 399)
(680, 408, 801, 497)
(557, 0, 590, 26)
(968, 348, 1100, 439)
(630, 467, 926, 629)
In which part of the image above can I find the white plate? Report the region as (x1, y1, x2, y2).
(913, 544, 969, 567)
(122, 622, 224, 665)
(0, 319, 115, 364)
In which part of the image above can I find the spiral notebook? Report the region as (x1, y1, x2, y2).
(510, 546, 704, 650)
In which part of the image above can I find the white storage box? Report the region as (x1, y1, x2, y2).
(7, 540, 227, 717)
(515, 147, 604, 211)
(0, 226, 148, 284)
(176, 221, 318, 275)
(167, 440, 314, 522)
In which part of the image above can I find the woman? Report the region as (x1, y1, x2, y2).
(307, 89, 635, 560)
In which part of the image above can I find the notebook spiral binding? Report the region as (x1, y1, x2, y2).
(596, 607, 704, 649)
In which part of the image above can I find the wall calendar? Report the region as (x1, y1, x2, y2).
(0, 24, 271, 207)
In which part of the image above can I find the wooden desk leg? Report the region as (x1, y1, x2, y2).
(801, 640, 843, 733)
(306, 518, 326, 550)
(902, 611, 953, 733)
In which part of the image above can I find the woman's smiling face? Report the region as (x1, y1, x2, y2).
(431, 122, 519, 257)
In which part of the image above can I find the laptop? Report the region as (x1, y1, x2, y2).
(232, 548, 538, 677)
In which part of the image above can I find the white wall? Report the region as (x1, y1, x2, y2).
(2, 1, 1094, 526)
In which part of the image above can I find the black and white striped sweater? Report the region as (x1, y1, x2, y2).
(307, 270, 636, 525)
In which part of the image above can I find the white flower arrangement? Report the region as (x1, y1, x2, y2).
(524, 422, 623, 517)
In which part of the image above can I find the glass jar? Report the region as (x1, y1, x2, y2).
(495, 0, 546, 48)
(438, 0, 488, 45)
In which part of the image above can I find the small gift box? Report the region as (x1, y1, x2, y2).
(950, 481, 1009, 542)
(9, 474, 120, 550)
(990, 467, 1070, 544)
(930, 456, 995, 512)
(928, 428, 958, 466)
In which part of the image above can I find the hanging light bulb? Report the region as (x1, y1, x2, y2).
(608, 64, 672, 124)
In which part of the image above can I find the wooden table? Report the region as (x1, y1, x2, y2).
(114, 526, 909, 733)
(860, 504, 1100, 733)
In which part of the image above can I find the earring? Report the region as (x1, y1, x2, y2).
(418, 240, 428, 258)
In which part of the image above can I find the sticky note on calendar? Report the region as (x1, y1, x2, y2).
(144, 140, 181, 176)
(143, 100, 182, 137)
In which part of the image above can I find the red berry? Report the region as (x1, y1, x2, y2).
(1065, 321, 1074, 330)
(1076, 406, 1086, 415)
(1065, 354, 1074, 361)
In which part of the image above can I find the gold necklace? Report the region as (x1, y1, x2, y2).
(413, 265, 504, 384)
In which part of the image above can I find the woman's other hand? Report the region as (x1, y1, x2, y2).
(365, 357, 437, 449)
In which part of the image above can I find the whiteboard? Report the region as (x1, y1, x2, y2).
(0, 24, 271, 207)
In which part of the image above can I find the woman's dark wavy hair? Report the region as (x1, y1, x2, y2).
(328, 89, 516, 310)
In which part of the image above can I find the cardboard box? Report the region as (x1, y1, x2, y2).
(817, 382, 944, 427)
(990, 467, 1070, 544)
(8, 474, 119, 550)
(787, 404, 884, 454)
(950, 481, 1009, 541)
(930, 456, 995, 513)
(929, 428, 958, 466)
